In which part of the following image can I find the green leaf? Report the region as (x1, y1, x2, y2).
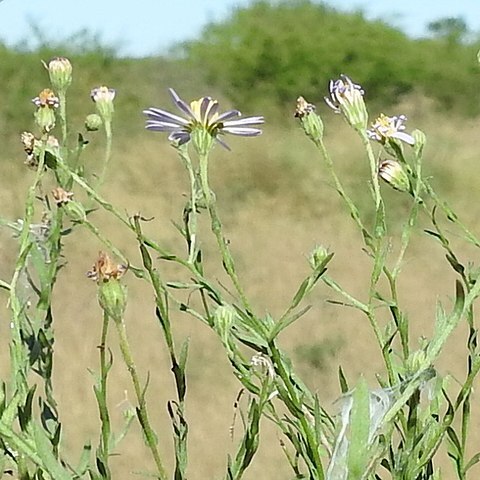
(453, 280, 465, 320)
(446, 426, 461, 455)
(338, 366, 349, 394)
(74, 443, 92, 476)
(445, 253, 465, 276)
(269, 305, 311, 341)
(347, 378, 370, 480)
(465, 452, 480, 472)
(32, 422, 71, 480)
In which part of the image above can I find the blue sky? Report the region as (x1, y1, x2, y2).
(1, 0, 480, 57)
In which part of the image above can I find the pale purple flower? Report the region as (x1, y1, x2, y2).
(143, 88, 264, 149)
(324, 74, 368, 129)
(367, 114, 415, 146)
(324, 75, 364, 113)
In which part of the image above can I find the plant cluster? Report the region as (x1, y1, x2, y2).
(0, 53, 480, 480)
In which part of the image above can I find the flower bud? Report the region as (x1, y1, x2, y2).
(308, 245, 331, 270)
(45, 57, 72, 93)
(98, 279, 127, 321)
(91, 86, 116, 123)
(412, 129, 427, 158)
(52, 187, 87, 222)
(85, 113, 103, 131)
(406, 349, 428, 374)
(378, 160, 411, 193)
(214, 304, 236, 345)
(295, 96, 323, 142)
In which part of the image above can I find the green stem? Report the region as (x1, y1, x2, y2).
(9, 141, 47, 392)
(198, 152, 253, 313)
(269, 343, 325, 479)
(314, 138, 371, 244)
(362, 134, 382, 212)
(422, 179, 480, 248)
(97, 311, 112, 478)
(58, 91, 68, 147)
(178, 149, 198, 264)
(96, 120, 113, 190)
(113, 314, 167, 480)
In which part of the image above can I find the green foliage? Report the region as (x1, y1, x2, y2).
(179, 0, 480, 114)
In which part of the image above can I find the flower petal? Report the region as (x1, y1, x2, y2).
(143, 107, 190, 126)
(145, 121, 184, 132)
(221, 127, 263, 136)
(169, 130, 191, 145)
(215, 109, 242, 123)
(223, 115, 264, 127)
(169, 88, 196, 120)
(391, 131, 415, 145)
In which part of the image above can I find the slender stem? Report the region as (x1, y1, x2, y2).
(97, 311, 112, 478)
(198, 152, 253, 313)
(422, 179, 480, 248)
(362, 134, 382, 212)
(96, 120, 113, 190)
(57, 91, 68, 147)
(113, 314, 167, 480)
(314, 138, 371, 243)
(178, 149, 198, 264)
(269, 343, 325, 480)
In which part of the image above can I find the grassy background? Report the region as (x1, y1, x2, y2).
(2, 7, 480, 476)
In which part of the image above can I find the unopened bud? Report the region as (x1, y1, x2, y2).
(412, 129, 426, 158)
(85, 113, 103, 131)
(214, 304, 235, 345)
(44, 57, 72, 93)
(406, 349, 428, 374)
(308, 245, 331, 270)
(378, 160, 410, 193)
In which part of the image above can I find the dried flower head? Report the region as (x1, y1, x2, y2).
(21, 131, 36, 156)
(51, 187, 74, 206)
(32, 88, 60, 109)
(294, 96, 316, 118)
(294, 96, 323, 141)
(367, 114, 415, 146)
(32, 89, 59, 132)
(324, 74, 368, 130)
(87, 251, 127, 283)
(20, 132, 59, 169)
(143, 88, 264, 152)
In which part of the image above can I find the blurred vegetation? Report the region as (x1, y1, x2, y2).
(1, 0, 480, 145)
(178, 0, 480, 114)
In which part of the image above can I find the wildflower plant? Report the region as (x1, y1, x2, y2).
(0, 52, 479, 480)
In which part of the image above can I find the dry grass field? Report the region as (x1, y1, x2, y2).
(1, 95, 480, 478)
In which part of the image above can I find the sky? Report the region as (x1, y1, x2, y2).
(1, 0, 480, 57)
